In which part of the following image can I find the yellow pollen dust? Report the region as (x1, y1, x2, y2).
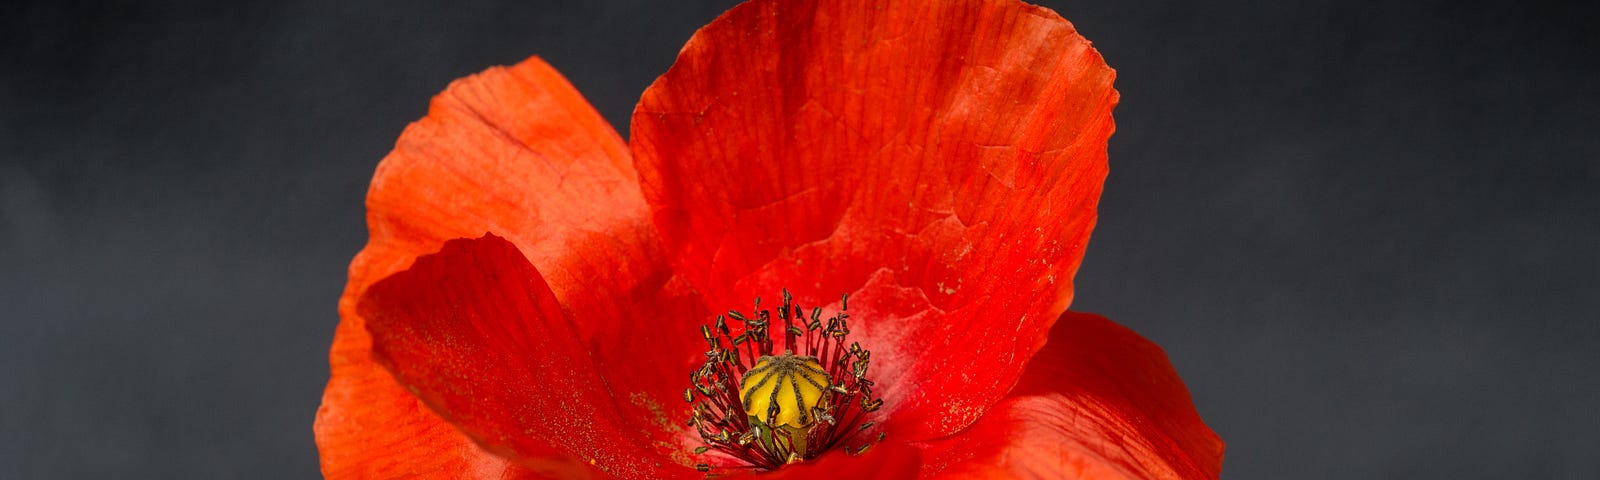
(739, 353, 830, 429)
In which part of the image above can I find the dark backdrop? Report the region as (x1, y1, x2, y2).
(3, 0, 1596, 478)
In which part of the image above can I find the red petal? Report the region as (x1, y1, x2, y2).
(317, 56, 705, 476)
(918, 312, 1225, 479)
(748, 442, 923, 479)
(360, 234, 689, 478)
(631, 0, 1116, 440)
(360, 54, 656, 339)
(315, 319, 562, 479)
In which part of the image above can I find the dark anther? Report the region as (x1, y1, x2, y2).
(861, 398, 883, 412)
(684, 290, 884, 473)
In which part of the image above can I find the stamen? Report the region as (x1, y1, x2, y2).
(685, 290, 885, 473)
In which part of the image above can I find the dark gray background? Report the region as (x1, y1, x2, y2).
(3, 0, 1596, 478)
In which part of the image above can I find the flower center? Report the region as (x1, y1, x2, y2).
(685, 291, 884, 472)
(740, 353, 829, 430)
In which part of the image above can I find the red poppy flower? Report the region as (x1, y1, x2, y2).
(314, 0, 1223, 478)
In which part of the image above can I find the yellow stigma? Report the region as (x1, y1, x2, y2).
(740, 353, 830, 429)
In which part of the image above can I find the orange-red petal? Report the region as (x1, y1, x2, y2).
(315, 56, 700, 477)
(918, 312, 1225, 479)
(316, 317, 564, 479)
(360, 234, 684, 478)
(357, 55, 658, 335)
(632, 0, 1117, 441)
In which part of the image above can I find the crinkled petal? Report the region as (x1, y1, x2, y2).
(918, 312, 1225, 479)
(632, 0, 1116, 441)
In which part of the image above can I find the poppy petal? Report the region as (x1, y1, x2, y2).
(315, 319, 571, 479)
(359, 54, 656, 338)
(918, 312, 1225, 479)
(746, 442, 923, 479)
(316, 57, 702, 476)
(360, 234, 688, 478)
(632, 0, 1116, 441)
